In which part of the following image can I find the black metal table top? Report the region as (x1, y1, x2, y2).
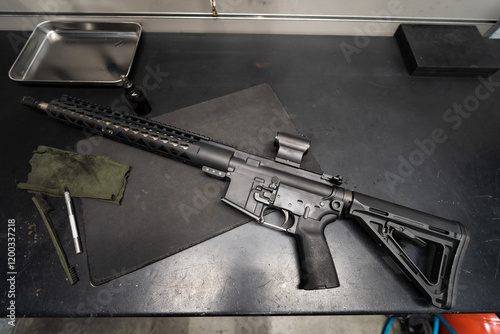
(1, 31, 499, 315)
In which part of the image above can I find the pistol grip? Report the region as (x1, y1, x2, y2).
(294, 215, 340, 290)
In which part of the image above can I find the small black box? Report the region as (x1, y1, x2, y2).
(394, 24, 500, 77)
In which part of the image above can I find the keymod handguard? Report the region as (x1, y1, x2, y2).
(347, 192, 469, 309)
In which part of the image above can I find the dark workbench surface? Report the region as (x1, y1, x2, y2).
(1, 30, 499, 316)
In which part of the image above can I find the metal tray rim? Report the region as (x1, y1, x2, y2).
(8, 20, 142, 85)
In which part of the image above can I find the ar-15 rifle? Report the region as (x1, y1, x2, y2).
(22, 95, 469, 309)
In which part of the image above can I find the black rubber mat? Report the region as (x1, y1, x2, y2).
(80, 84, 321, 285)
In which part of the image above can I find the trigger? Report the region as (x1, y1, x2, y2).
(280, 209, 290, 227)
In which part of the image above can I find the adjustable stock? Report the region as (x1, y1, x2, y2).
(346, 192, 469, 308)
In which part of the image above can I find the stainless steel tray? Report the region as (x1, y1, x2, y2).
(9, 21, 142, 85)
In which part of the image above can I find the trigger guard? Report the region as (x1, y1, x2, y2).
(258, 207, 297, 233)
(259, 207, 290, 227)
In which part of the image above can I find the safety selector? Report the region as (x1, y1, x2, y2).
(274, 132, 311, 167)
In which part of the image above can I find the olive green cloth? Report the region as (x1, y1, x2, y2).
(17, 145, 130, 204)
